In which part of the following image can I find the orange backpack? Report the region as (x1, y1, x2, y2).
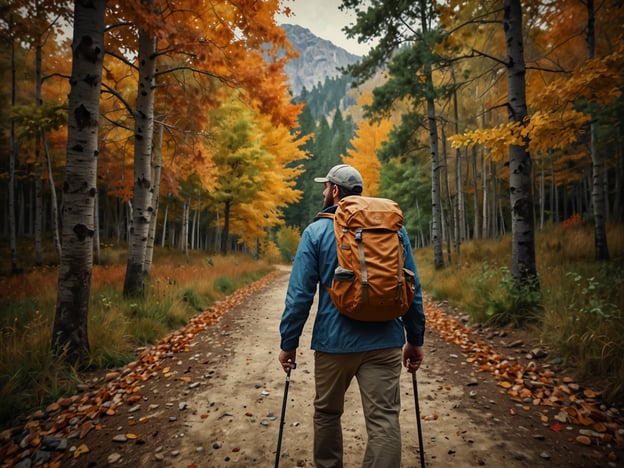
(318, 196, 416, 322)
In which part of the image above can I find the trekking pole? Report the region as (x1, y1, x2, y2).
(275, 360, 296, 468)
(411, 370, 426, 468)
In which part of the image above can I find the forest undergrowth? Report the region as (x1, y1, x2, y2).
(0, 247, 273, 428)
(414, 220, 624, 403)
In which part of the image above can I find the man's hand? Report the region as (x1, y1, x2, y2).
(403, 343, 424, 373)
(279, 349, 297, 373)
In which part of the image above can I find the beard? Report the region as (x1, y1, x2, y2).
(322, 189, 333, 209)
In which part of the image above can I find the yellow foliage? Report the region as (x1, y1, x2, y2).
(261, 240, 283, 263)
(343, 116, 393, 196)
(227, 96, 309, 248)
(531, 49, 624, 109)
(450, 109, 591, 162)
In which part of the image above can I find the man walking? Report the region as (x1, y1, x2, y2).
(278, 164, 426, 467)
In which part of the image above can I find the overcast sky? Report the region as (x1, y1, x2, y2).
(277, 0, 373, 56)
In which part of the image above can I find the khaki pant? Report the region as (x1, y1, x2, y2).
(313, 348, 402, 468)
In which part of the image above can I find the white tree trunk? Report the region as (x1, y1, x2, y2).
(504, 0, 538, 287)
(43, 131, 62, 259)
(586, 0, 609, 260)
(123, 24, 157, 297)
(144, 124, 163, 275)
(52, 0, 107, 365)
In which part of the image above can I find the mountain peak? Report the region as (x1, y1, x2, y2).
(281, 23, 361, 96)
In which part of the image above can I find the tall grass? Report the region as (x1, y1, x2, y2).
(0, 247, 274, 428)
(414, 222, 624, 401)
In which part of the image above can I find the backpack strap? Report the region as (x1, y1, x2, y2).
(316, 212, 335, 296)
(396, 231, 405, 300)
(355, 228, 369, 303)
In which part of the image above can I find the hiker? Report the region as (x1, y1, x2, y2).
(278, 164, 426, 467)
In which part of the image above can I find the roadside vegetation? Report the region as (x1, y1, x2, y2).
(414, 220, 624, 402)
(0, 246, 274, 428)
(2, 220, 623, 428)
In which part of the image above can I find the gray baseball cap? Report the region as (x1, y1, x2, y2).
(314, 164, 363, 193)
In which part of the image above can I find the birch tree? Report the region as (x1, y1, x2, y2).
(585, 0, 609, 261)
(52, 0, 107, 365)
(123, 18, 157, 298)
(503, 0, 539, 288)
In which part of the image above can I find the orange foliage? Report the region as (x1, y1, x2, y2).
(343, 118, 392, 196)
(342, 93, 393, 196)
(95, 0, 302, 206)
(562, 213, 582, 229)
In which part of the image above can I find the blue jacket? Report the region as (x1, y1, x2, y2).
(280, 205, 426, 353)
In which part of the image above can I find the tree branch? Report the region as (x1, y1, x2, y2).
(154, 65, 230, 83)
(100, 83, 136, 117)
(471, 48, 508, 66)
(105, 49, 137, 70)
(101, 113, 133, 132)
(41, 73, 70, 83)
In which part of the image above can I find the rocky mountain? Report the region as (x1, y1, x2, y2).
(281, 24, 361, 97)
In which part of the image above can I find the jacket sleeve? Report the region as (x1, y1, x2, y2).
(400, 227, 426, 346)
(279, 227, 320, 352)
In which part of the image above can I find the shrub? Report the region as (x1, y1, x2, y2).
(414, 223, 623, 400)
(276, 225, 301, 262)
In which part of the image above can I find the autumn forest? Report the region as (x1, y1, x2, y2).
(1, 0, 623, 431)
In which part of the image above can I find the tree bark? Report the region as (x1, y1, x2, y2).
(614, 147, 622, 221)
(144, 124, 163, 275)
(43, 130, 62, 259)
(35, 40, 45, 267)
(482, 149, 489, 238)
(452, 71, 465, 247)
(123, 23, 157, 297)
(586, 0, 609, 260)
(441, 124, 454, 262)
(472, 146, 480, 240)
(52, 0, 107, 365)
(9, 16, 18, 274)
(161, 201, 168, 248)
(420, 0, 444, 269)
(93, 190, 100, 264)
(220, 199, 231, 256)
(504, 0, 539, 289)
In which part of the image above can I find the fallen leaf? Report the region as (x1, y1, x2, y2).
(593, 422, 607, 433)
(73, 444, 90, 459)
(584, 389, 600, 398)
(80, 422, 93, 439)
(550, 423, 562, 432)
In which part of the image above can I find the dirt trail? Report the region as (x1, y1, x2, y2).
(7, 267, 621, 467)
(170, 269, 517, 467)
